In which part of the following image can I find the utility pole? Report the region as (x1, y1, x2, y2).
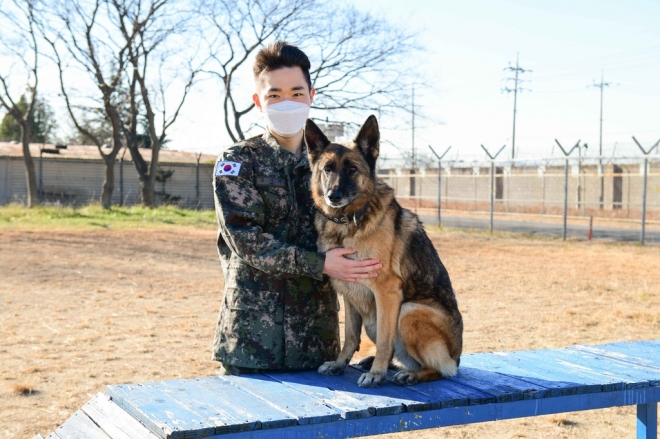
(503, 53, 531, 161)
(410, 84, 416, 198)
(591, 70, 613, 209)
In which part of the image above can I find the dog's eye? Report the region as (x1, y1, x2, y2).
(323, 165, 333, 173)
(348, 165, 357, 173)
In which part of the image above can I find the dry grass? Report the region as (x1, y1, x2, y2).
(1, 224, 659, 438)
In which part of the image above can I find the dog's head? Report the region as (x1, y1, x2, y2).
(305, 115, 380, 214)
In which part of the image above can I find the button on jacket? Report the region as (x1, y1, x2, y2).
(212, 131, 340, 370)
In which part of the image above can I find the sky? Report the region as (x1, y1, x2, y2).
(3, 0, 660, 164)
(347, 0, 660, 163)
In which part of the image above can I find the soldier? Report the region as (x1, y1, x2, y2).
(213, 41, 382, 374)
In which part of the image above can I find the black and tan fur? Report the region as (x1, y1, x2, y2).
(305, 115, 463, 387)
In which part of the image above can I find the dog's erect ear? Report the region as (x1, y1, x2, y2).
(354, 115, 380, 169)
(304, 119, 331, 162)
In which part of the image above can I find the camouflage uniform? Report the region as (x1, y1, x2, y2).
(212, 130, 340, 371)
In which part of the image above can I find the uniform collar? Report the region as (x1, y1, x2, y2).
(261, 130, 308, 172)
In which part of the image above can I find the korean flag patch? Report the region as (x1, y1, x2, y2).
(215, 161, 242, 176)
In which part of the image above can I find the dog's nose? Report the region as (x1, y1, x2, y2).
(328, 191, 343, 203)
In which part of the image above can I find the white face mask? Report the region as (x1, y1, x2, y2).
(262, 100, 310, 137)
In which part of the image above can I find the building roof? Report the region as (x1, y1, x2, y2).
(0, 142, 218, 165)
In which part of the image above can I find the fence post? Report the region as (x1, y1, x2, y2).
(119, 156, 124, 206)
(428, 146, 451, 227)
(490, 161, 495, 232)
(563, 158, 569, 240)
(555, 139, 580, 241)
(540, 165, 546, 215)
(506, 168, 510, 213)
(437, 163, 441, 225)
(641, 157, 648, 245)
(473, 169, 477, 212)
(480, 144, 506, 234)
(195, 153, 202, 209)
(38, 148, 43, 202)
(632, 136, 659, 245)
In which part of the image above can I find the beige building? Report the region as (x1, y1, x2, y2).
(0, 143, 217, 207)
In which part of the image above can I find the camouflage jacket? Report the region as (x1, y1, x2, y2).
(212, 130, 340, 370)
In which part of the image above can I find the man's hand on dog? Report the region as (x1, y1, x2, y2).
(324, 248, 381, 282)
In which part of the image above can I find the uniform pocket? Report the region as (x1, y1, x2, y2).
(226, 287, 280, 314)
(258, 187, 291, 220)
(218, 287, 284, 368)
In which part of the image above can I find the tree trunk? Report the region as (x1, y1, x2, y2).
(21, 124, 39, 207)
(101, 156, 115, 209)
(140, 177, 154, 207)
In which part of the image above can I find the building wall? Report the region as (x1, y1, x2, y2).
(0, 157, 11, 204)
(0, 157, 216, 208)
(3, 156, 658, 216)
(379, 162, 660, 215)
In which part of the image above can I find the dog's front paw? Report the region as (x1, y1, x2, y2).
(358, 371, 386, 387)
(392, 370, 419, 386)
(318, 359, 348, 376)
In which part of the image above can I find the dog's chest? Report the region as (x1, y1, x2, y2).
(318, 229, 372, 259)
(332, 279, 376, 319)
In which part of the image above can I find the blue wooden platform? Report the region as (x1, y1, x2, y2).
(42, 340, 660, 439)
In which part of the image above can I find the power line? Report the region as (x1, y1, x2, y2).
(502, 53, 531, 160)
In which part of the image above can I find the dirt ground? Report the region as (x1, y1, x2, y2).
(1, 225, 659, 439)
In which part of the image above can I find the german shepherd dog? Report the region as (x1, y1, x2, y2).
(304, 115, 463, 388)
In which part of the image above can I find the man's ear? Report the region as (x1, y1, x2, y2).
(252, 93, 262, 112)
(304, 118, 330, 162)
(354, 115, 380, 169)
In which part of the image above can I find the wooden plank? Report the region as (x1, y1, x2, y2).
(262, 370, 393, 419)
(461, 352, 591, 396)
(571, 340, 660, 370)
(216, 374, 342, 425)
(637, 402, 658, 439)
(350, 362, 535, 407)
(82, 393, 159, 439)
(541, 347, 660, 387)
(387, 373, 498, 408)
(154, 377, 297, 430)
(510, 349, 640, 392)
(196, 386, 660, 439)
(55, 410, 110, 439)
(462, 350, 629, 395)
(338, 366, 442, 411)
(609, 340, 660, 356)
(107, 383, 223, 439)
(447, 366, 552, 402)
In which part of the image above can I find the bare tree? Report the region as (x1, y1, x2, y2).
(45, 0, 139, 208)
(199, 0, 419, 143)
(111, 0, 200, 207)
(0, 0, 42, 207)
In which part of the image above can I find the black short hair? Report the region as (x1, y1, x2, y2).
(253, 41, 312, 90)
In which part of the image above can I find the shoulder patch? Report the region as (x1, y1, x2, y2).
(215, 161, 242, 176)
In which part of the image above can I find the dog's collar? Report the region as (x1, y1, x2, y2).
(314, 201, 370, 227)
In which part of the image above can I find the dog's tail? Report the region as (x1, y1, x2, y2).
(423, 340, 459, 377)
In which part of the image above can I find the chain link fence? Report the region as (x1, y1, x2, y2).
(379, 156, 660, 244)
(3, 151, 659, 243)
